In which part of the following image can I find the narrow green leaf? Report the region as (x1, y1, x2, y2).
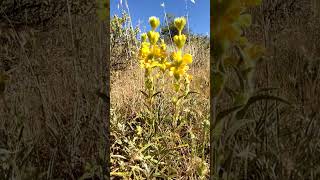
(138, 143, 156, 153)
(110, 171, 128, 177)
(111, 154, 127, 160)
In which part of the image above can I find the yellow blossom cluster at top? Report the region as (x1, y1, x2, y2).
(138, 16, 193, 85)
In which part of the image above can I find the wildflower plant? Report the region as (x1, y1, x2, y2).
(138, 16, 195, 125)
(111, 10, 209, 179)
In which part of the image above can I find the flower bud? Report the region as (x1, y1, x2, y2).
(147, 31, 160, 45)
(149, 16, 160, 30)
(173, 34, 186, 49)
(141, 33, 147, 42)
(174, 17, 186, 33)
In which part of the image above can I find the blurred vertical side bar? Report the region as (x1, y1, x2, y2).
(210, 1, 216, 179)
(210, 0, 223, 179)
(106, 0, 110, 179)
(96, 0, 110, 179)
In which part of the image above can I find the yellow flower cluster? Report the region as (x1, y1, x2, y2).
(213, 0, 265, 64)
(212, 0, 265, 96)
(138, 16, 193, 95)
(169, 50, 192, 80)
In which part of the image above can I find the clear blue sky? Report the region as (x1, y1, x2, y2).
(110, 0, 210, 36)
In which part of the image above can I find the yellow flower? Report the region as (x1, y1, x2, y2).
(174, 17, 186, 33)
(150, 61, 161, 68)
(150, 45, 161, 57)
(169, 64, 189, 80)
(173, 34, 186, 49)
(141, 41, 150, 47)
(136, 126, 143, 135)
(169, 51, 192, 80)
(171, 51, 192, 65)
(182, 54, 192, 64)
(149, 16, 160, 30)
(149, 45, 167, 60)
(158, 63, 166, 72)
(147, 31, 160, 45)
(138, 42, 150, 60)
(141, 33, 148, 42)
(140, 58, 160, 72)
(171, 50, 183, 62)
(165, 61, 172, 70)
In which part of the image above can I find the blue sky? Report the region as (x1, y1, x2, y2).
(110, 0, 210, 36)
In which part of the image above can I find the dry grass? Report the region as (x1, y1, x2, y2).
(110, 32, 210, 179)
(0, 10, 108, 179)
(212, 1, 320, 179)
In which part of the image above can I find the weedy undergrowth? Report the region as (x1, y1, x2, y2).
(211, 0, 292, 179)
(111, 12, 140, 70)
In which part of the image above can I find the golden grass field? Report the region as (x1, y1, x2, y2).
(110, 16, 210, 177)
(0, 5, 108, 178)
